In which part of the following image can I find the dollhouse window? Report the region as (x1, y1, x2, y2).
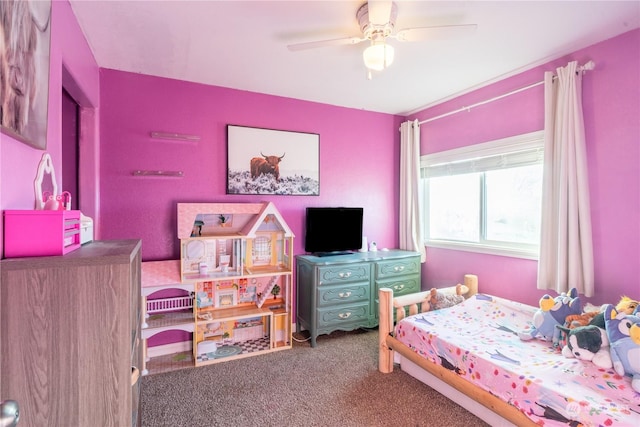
(252, 236, 271, 265)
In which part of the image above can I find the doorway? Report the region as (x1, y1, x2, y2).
(62, 88, 79, 210)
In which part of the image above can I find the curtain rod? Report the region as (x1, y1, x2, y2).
(417, 60, 595, 125)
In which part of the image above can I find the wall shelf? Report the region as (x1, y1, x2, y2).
(133, 170, 184, 178)
(150, 131, 200, 142)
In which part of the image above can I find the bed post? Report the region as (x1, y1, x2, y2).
(379, 288, 394, 374)
(463, 274, 478, 297)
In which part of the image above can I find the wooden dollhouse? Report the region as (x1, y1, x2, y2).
(141, 202, 294, 374)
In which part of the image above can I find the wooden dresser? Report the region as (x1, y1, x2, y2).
(0, 239, 142, 426)
(296, 250, 421, 347)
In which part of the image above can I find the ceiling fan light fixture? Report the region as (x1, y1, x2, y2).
(363, 42, 394, 71)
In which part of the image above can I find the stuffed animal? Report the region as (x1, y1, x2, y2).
(564, 308, 599, 329)
(556, 324, 612, 368)
(566, 296, 639, 329)
(518, 288, 582, 346)
(604, 304, 640, 392)
(429, 284, 465, 310)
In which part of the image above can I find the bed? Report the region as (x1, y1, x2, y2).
(378, 275, 640, 426)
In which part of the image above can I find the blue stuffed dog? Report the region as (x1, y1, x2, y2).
(519, 288, 582, 347)
(604, 304, 640, 392)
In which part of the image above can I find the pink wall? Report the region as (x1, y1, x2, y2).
(1, 1, 637, 317)
(99, 73, 403, 349)
(0, 0, 100, 255)
(410, 29, 640, 307)
(99, 70, 403, 261)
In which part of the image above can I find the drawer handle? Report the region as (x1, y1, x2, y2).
(338, 312, 352, 319)
(338, 291, 352, 298)
(393, 284, 405, 291)
(338, 272, 352, 278)
(394, 266, 405, 272)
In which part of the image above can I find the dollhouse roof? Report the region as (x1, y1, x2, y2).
(177, 201, 294, 239)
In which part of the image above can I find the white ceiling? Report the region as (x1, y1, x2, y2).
(69, 0, 640, 115)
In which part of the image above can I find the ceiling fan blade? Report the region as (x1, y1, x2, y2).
(393, 24, 478, 42)
(287, 36, 366, 52)
(367, 0, 393, 25)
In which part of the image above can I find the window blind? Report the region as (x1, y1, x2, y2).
(420, 131, 543, 178)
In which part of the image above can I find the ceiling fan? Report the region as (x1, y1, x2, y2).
(287, 1, 477, 78)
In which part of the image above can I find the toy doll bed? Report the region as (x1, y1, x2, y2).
(378, 275, 640, 426)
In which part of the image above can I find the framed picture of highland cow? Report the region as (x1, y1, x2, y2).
(226, 124, 319, 196)
(0, 0, 52, 150)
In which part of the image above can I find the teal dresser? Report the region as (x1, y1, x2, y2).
(295, 250, 421, 347)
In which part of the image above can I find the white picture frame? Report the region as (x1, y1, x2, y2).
(226, 124, 319, 195)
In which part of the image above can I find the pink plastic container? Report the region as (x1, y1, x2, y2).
(3, 210, 81, 258)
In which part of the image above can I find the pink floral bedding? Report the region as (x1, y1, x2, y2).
(395, 294, 640, 426)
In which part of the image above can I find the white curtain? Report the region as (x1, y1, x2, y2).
(537, 61, 594, 296)
(399, 119, 426, 262)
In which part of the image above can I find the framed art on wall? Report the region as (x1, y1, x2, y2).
(226, 124, 320, 196)
(0, 0, 52, 150)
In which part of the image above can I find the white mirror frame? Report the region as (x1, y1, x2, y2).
(34, 153, 58, 210)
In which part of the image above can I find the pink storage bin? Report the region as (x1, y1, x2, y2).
(3, 210, 81, 258)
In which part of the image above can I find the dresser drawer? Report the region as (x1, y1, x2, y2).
(376, 275, 420, 297)
(317, 302, 370, 328)
(375, 257, 420, 279)
(317, 263, 370, 285)
(317, 282, 370, 307)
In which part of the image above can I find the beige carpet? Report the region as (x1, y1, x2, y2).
(141, 328, 489, 426)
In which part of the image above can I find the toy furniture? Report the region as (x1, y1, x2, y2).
(142, 202, 294, 373)
(3, 209, 81, 257)
(3, 152, 83, 258)
(141, 260, 194, 375)
(179, 202, 294, 366)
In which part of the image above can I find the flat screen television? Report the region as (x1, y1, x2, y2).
(304, 207, 363, 255)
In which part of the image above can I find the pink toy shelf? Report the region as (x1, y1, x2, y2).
(3, 210, 81, 258)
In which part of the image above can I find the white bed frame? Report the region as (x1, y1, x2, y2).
(378, 274, 536, 427)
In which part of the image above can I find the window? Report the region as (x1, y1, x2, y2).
(421, 131, 543, 259)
